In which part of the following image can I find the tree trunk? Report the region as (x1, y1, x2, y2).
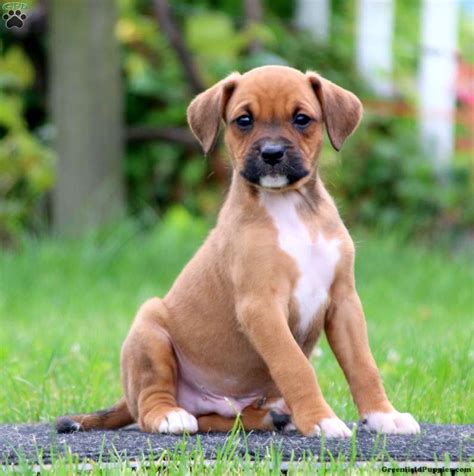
(244, 0, 263, 53)
(50, 0, 125, 235)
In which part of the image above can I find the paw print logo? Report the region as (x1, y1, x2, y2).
(3, 9, 26, 29)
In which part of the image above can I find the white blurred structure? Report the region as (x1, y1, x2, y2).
(355, 0, 394, 97)
(295, 0, 330, 44)
(418, 0, 459, 169)
(294, 0, 461, 166)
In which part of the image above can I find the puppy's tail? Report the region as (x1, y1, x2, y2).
(56, 397, 134, 433)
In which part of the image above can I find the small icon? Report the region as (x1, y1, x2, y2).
(3, 8, 26, 28)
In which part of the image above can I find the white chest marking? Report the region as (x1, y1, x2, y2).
(260, 192, 340, 336)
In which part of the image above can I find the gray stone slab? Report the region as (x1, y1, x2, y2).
(0, 423, 472, 465)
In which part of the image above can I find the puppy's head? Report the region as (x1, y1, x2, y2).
(187, 65, 362, 191)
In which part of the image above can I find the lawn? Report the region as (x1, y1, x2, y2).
(0, 207, 473, 471)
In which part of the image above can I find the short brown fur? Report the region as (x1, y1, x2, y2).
(57, 66, 413, 437)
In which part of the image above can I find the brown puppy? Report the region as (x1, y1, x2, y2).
(57, 66, 420, 437)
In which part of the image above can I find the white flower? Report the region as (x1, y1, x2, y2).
(70, 343, 81, 354)
(387, 349, 400, 363)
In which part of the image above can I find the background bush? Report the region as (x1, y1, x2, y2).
(0, 0, 472, 244)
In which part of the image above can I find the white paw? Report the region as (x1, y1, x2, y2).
(311, 417, 353, 438)
(363, 411, 420, 434)
(158, 409, 198, 434)
(283, 422, 297, 432)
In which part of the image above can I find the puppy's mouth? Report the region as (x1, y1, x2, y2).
(240, 155, 310, 190)
(259, 174, 289, 189)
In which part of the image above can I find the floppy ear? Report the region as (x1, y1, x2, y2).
(187, 73, 240, 155)
(307, 72, 363, 151)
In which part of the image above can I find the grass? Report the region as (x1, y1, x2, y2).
(0, 206, 473, 472)
(3, 424, 423, 475)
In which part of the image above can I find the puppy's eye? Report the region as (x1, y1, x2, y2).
(235, 114, 253, 129)
(293, 113, 312, 129)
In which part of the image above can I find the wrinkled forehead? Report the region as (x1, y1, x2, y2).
(226, 69, 321, 121)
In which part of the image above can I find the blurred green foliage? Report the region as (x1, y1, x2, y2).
(324, 116, 474, 240)
(0, 43, 55, 244)
(0, 0, 472, 244)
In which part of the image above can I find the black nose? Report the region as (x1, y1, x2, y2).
(261, 144, 285, 165)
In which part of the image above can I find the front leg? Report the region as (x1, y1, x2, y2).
(325, 285, 420, 434)
(236, 295, 351, 437)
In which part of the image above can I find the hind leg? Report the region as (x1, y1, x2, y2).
(198, 398, 292, 433)
(121, 298, 198, 434)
